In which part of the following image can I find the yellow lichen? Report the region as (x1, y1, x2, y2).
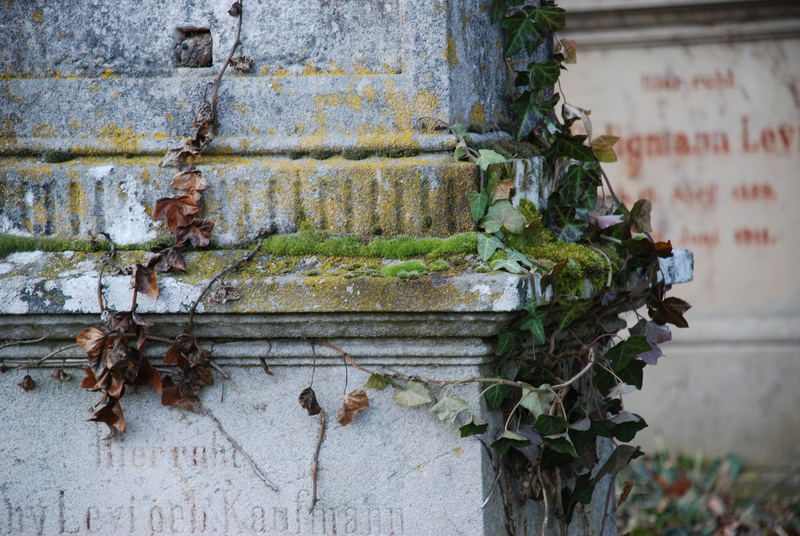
(445, 35, 459, 66)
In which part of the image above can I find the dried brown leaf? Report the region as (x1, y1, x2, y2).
(231, 55, 254, 72)
(493, 180, 515, 201)
(17, 374, 35, 391)
(76, 327, 109, 364)
(90, 399, 126, 438)
(51, 368, 72, 382)
(152, 194, 200, 232)
(630, 199, 653, 234)
(171, 170, 208, 192)
(210, 285, 242, 304)
(336, 389, 369, 426)
(299, 387, 322, 416)
(175, 218, 215, 248)
(151, 248, 186, 273)
(132, 264, 159, 299)
(228, 1, 242, 16)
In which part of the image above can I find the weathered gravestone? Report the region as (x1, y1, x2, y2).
(0, 2, 692, 535)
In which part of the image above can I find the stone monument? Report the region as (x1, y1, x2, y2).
(0, 2, 692, 535)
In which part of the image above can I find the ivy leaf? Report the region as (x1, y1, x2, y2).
(647, 296, 691, 328)
(393, 381, 432, 407)
(453, 142, 468, 162)
(533, 6, 567, 33)
(450, 122, 468, 138)
(546, 436, 578, 457)
(152, 193, 200, 232)
(132, 263, 159, 299)
(490, 0, 523, 22)
(459, 416, 489, 437)
(298, 387, 322, 416)
(630, 199, 653, 233)
(495, 331, 518, 357)
(175, 218, 215, 248)
(483, 381, 507, 409)
(511, 91, 560, 141)
(480, 200, 526, 234)
(547, 133, 596, 162)
(466, 191, 490, 223)
(506, 248, 533, 267)
(591, 134, 619, 163)
(519, 388, 555, 418)
(530, 60, 562, 91)
(171, 170, 208, 192)
(493, 180, 516, 201)
(610, 412, 648, 442)
(336, 389, 369, 426)
(364, 373, 396, 391)
(534, 414, 569, 436)
(491, 431, 532, 455)
(562, 103, 592, 141)
(605, 336, 651, 372)
(492, 258, 523, 274)
(558, 300, 592, 331)
(501, 8, 542, 57)
(477, 234, 504, 261)
(554, 39, 577, 64)
(475, 149, 506, 171)
(520, 311, 546, 344)
(429, 396, 469, 423)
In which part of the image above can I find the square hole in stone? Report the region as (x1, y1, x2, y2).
(174, 27, 212, 67)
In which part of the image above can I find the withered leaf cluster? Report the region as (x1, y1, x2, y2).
(161, 334, 214, 411)
(77, 323, 162, 438)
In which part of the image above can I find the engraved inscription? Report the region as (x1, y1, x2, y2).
(0, 490, 404, 535)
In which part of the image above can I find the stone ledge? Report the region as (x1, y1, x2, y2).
(0, 154, 488, 243)
(0, 249, 693, 316)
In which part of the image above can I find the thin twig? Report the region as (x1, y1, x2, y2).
(0, 335, 47, 352)
(95, 231, 116, 312)
(202, 406, 278, 492)
(539, 466, 550, 536)
(186, 232, 268, 332)
(258, 357, 273, 376)
(208, 359, 230, 380)
(14, 344, 77, 370)
(309, 410, 327, 513)
(210, 1, 244, 123)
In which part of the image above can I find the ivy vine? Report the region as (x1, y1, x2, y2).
(1, 1, 692, 531)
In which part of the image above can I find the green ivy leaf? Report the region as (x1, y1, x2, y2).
(545, 436, 578, 457)
(520, 311, 546, 344)
(490, 0, 523, 23)
(530, 60, 562, 91)
(547, 133, 596, 162)
(495, 331, 518, 357)
(480, 200, 526, 234)
(466, 191, 490, 223)
(483, 381, 507, 409)
(511, 91, 560, 140)
(430, 396, 469, 423)
(605, 336, 651, 372)
(591, 134, 619, 163)
(534, 414, 569, 436)
(506, 248, 533, 267)
(501, 8, 543, 57)
(364, 373, 391, 391)
(393, 381, 432, 407)
(450, 122, 468, 138)
(453, 142, 468, 162)
(475, 149, 506, 171)
(491, 430, 532, 455)
(492, 258, 523, 274)
(459, 416, 489, 437)
(558, 300, 592, 331)
(533, 6, 567, 33)
(519, 388, 555, 418)
(477, 234, 505, 261)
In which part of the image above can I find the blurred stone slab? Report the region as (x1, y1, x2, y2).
(0, 0, 515, 155)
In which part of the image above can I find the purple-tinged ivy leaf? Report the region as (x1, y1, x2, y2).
(637, 347, 663, 365)
(646, 322, 672, 345)
(600, 289, 618, 306)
